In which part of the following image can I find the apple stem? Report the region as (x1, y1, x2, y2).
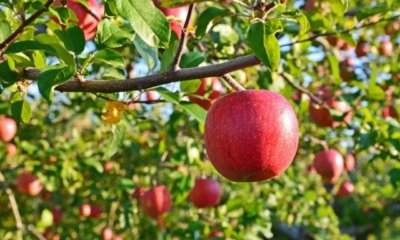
(280, 73, 324, 105)
(171, 4, 195, 71)
(221, 74, 246, 91)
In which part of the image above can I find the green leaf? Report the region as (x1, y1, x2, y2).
(281, 10, 310, 35)
(247, 21, 282, 71)
(5, 40, 58, 55)
(35, 33, 75, 65)
(37, 65, 75, 102)
(0, 20, 11, 42)
(389, 167, 400, 187)
(195, 7, 229, 39)
(0, 59, 18, 88)
(38, 209, 53, 228)
(326, 0, 348, 16)
(104, 124, 126, 159)
(180, 102, 207, 125)
(181, 81, 201, 93)
(113, 0, 170, 48)
(160, 33, 179, 71)
(49, 6, 76, 25)
(156, 87, 180, 104)
(133, 35, 158, 72)
(359, 131, 378, 150)
(11, 100, 31, 123)
(180, 51, 205, 68)
(55, 26, 85, 55)
(83, 159, 104, 173)
(95, 19, 134, 49)
(94, 49, 126, 68)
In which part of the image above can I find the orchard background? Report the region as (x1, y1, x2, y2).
(0, 0, 399, 239)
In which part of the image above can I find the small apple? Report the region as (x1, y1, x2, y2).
(104, 161, 113, 172)
(336, 181, 354, 198)
(326, 36, 345, 48)
(48, 155, 57, 163)
(15, 172, 43, 196)
(6, 143, 17, 157)
(309, 97, 352, 127)
(355, 41, 369, 57)
(51, 208, 63, 225)
(189, 77, 223, 110)
(379, 40, 393, 57)
(189, 178, 221, 208)
(112, 236, 123, 240)
(66, 0, 104, 40)
(90, 204, 102, 218)
(205, 90, 299, 182)
(382, 105, 399, 119)
(0, 117, 17, 142)
(344, 153, 356, 172)
(385, 22, 400, 35)
(132, 186, 146, 200)
(101, 227, 113, 240)
(307, 164, 316, 173)
(146, 91, 158, 101)
(80, 203, 91, 217)
(313, 149, 344, 184)
(303, 0, 315, 11)
(41, 190, 52, 200)
(209, 230, 224, 239)
(140, 185, 171, 219)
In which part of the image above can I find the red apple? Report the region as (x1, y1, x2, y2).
(382, 105, 399, 119)
(66, 0, 104, 40)
(0, 117, 17, 142)
(313, 149, 344, 184)
(385, 22, 400, 35)
(336, 181, 354, 198)
(326, 36, 345, 48)
(303, 0, 315, 11)
(112, 236, 123, 240)
(355, 41, 369, 57)
(48, 155, 57, 163)
(309, 97, 352, 127)
(101, 227, 113, 240)
(379, 40, 393, 56)
(394, 73, 400, 81)
(159, 6, 189, 39)
(189, 178, 221, 208)
(6, 143, 17, 157)
(209, 230, 224, 239)
(41, 190, 52, 200)
(90, 204, 102, 218)
(189, 77, 223, 110)
(140, 185, 171, 219)
(15, 172, 43, 196)
(204, 90, 299, 182)
(344, 153, 356, 172)
(132, 186, 146, 200)
(146, 91, 158, 101)
(104, 161, 113, 172)
(80, 203, 91, 217)
(51, 208, 63, 225)
(307, 164, 316, 173)
(339, 58, 354, 82)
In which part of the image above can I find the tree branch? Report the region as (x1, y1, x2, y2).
(280, 73, 323, 105)
(0, 171, 24, 240)
(171, 4, 195, 71)
(0, 0, 54, 54)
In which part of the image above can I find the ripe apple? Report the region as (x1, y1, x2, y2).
(0, 117, 17, 142)
(189, 178, 221, 208)
(104, 161, 113, 172)
(51, 208, 63, 225)
(189, 77, 223, 110)
(309, 97, 352, 127)
(313, 149, 344, 184)
(6, 143, 17, 157)
(41, 190, 52, 200)
(132, 186, 145, 200)
(209, 230, 224, 239)
(66, 0, 104, 40)
(336, 181, 354, 198)
(303, 0, 315, 11)
(15, 172, 43, 196)
(80, 203, 91, 217)
(326, 36, 345, 48)
(159, 5, 189, 39)
(307, 164, 316, 173)
(204, 90, 299, 182)
(382, 105, 399, 119)
(140, 185, 171, 219)
(112, 236, 123, 240)
(385, 22, 400, 35)
(90, 204, 102, 218)
(48, 155, 57, 163)
(146, 91, 158, 101)
(355, 41, 369, 57)
(379, 40, 393, 56)
(101, 227, 113, 240)
(344, 153, 356, 172)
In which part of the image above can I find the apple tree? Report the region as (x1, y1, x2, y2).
(0, 0, 399, 239)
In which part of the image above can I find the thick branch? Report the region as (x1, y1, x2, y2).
(0, 0, 54, 53)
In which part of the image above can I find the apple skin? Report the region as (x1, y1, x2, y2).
(303, 0, 315, 11)
(80, 203, 91, 217)
(379, 40, 393, 56)
(104, 161, 113, 172)
(80, 203, 102, 218)
(336, 181, 354, 198)
(326, 36, 345, 48)
(344, 153, 356, 172)
(52, 208, 63, 225)
(16, 172, 43, 196)
(6, 143, 17, 157)
(313, 149, 344, 184)
(140, 185, 171, 219)
(385, 22, 400, 35)
(189, 179, 221, 208)
(355, 41, 369, 57)
(204, 90, 299, 182)
(309, 97, 352, 127)
(146, 91, 158, 101)
(101, 227, 113, 240)
(209, 230, 224, 239)
(0, 117, 17, 142)
(159, 6, 189, 39)
(382, 106, 399, 119)
(189, 78, 223, 110)
(112, 236, 123, 240)
(132, 186, 146, 200)
(66, 0, 104, 40)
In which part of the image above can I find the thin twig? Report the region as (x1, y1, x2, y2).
(221, 74, 246, 91)
(280, 73, 323, 105)
(0, 0, 54, 54)
(0, 171, 24, 240)
(171, 4, 195, 71)
(308, 136, 329, 150)
(26, 225, 46, 240)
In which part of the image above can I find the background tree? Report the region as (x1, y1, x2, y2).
(0, 0, 399, 239)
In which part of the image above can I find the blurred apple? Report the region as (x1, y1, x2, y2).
(6, 143, 17, 157)
(0, 116, 17, 142)
(189, 77, 223, 110)
(15, 172, 43, 196)
(379, 40, 393, 56)
(344, 153, 356, 172)
(140, 185, 171, 219)
(101, 227, 113, 240)
(189, 178, 221, 208)
(336, 181, 355, 198)
(314, 149, 344, 184)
